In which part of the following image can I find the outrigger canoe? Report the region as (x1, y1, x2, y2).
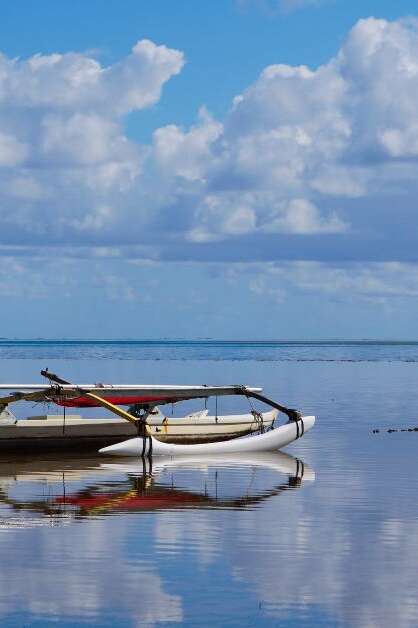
(0, 407, 278, 451)
(0, 370, 315, 456)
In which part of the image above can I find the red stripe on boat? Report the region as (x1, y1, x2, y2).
(56, 395, 181, 408)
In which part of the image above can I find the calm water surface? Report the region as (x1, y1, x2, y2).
(0, 341, 418, 627)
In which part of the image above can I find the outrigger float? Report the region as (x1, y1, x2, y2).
(0, 370, 315, 456)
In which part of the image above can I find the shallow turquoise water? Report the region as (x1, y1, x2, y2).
(0, 342, 417, 627)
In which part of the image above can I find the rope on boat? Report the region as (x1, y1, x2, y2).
(237, 387, 301, 422)
(244, 393, 265, 433)
(250, 410, 265, 432)
(241, 387, 305, 437)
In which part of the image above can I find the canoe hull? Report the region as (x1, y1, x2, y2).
(147, 408, 277, 443)
(0, 409, 277, 452)
(99, 415, 315, 457)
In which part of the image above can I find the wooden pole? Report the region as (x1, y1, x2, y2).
(83, 391, 152, 435)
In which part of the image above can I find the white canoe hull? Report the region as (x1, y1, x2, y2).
(99, 415, 315, 457)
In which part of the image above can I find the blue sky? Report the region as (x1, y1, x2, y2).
(1, 0, 418, 338)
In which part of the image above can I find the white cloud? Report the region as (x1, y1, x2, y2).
(0, 40, 184, 114)
(241, 261, 418, 303)
(41, 113, 119, 164)
(188, 194, 257, 242)
(0, 39, 183, 241)
(262, 198, 347, 234)
(310, 166, 367, 198)
(149, 17, 418, 250)
(379, 125, 418, 158)
(0, 132, 28, 166)
(187, 195, 346, 242)
(71, 205, 114, 231)
(2, 18, 418, 269)
(110, 39, 185, 114)
(153, 107, 222, 182)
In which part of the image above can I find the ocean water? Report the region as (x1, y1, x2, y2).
(0, 341, 418, 627)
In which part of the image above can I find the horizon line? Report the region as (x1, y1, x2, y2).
(0, 338, 418, 344)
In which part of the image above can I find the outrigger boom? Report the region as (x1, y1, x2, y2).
(0, 369, 301, 422)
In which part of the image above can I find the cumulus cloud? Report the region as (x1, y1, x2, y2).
(0, 40, 184, 114)
(0, 39, 183, 244)
(261, 198, 347, 234)
(146, 17, 418, 257)
(0, 132, 28, 166)
(2, 18, 418, 271)
(153, 107, 222, 182)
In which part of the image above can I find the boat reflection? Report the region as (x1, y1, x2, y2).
(0, 451, 315, 523)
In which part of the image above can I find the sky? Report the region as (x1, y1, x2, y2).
(1, 0, 418, 338)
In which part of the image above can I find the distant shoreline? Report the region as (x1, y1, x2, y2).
(0, 339, 417, 346)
